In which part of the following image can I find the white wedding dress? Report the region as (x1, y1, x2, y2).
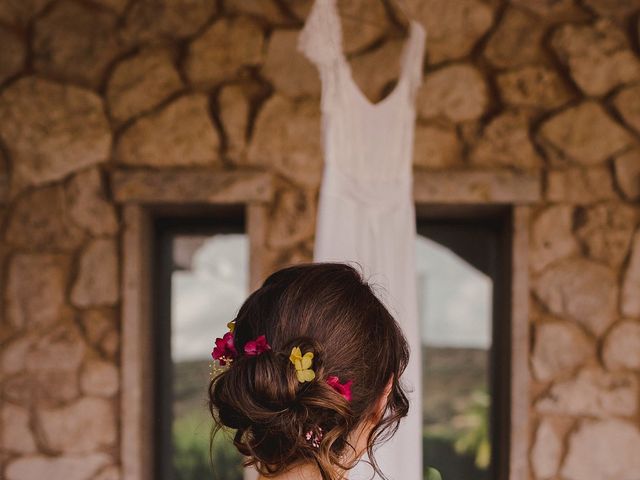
(299, 1, 427, 478)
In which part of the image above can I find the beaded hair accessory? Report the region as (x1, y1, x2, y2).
(305, 426, 324, 449)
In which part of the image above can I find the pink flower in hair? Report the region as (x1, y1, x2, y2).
(212, 331, 237, 366)
(326, 375, 353, 401)
(244, 335, 271, 356)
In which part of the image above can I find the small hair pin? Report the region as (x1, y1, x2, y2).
(305, 426, 323, 448)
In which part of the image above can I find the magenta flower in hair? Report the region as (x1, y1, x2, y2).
(212, 331, 237, 366)
(326, 375, 353, 401)
(244, 335, 271, 356)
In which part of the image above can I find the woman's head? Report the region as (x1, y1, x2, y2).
(208, 262, 410, 479)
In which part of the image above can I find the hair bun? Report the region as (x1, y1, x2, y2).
(242, 347, 298, 410)
(213, 336, 323, 419)
(208, 262, 411, 479)
(209, 335, 355, 470)
(211, 349, 288, 430)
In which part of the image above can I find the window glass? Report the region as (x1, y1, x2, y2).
(171, 234, 248, 480)
(417, 235, 493, 480)
(167, 226, 497, 480)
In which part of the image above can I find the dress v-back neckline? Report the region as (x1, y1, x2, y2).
(332, 2, 419, 108)
(344, 25, 417, 109)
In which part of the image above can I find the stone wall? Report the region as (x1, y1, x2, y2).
(0, 0, 639, 479)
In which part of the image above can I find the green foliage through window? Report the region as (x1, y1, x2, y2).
(173, 409, 243, 480)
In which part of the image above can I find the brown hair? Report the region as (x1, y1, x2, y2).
(208, 262, 410, 479)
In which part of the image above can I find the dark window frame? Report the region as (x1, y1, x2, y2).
(153, 207, 514, 480)
(417, 205, 513, 480)
(152, 208, 246, 480)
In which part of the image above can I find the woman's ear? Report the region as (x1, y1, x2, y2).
(373, 375, 394, 422)
(346, 375, 396, 462)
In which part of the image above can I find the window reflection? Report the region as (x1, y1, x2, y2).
(417, 235, 493, 480)
(171, 234, 248, 480)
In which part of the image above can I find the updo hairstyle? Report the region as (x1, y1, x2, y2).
(208, 262, 410, 479)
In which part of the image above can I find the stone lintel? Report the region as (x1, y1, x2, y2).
(413, 169, 542, 204)
(111, 169, 274, 204)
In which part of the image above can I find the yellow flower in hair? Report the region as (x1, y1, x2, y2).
(289, 346, 315, 382)
(227, 320, 236, 332)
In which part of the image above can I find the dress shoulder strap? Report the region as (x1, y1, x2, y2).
(297, 0, 343, 69)
(405, 21, 427, 100)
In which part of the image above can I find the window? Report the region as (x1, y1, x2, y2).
(417, 209, 511, 480)
(153, 212, 248, 480)
(150, 210, 513, 480)
(119, 172, 530, 480)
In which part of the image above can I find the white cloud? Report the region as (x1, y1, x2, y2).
(416, 236, 492, 348)
(172, 234, 249, 362)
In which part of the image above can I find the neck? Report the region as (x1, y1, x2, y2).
(254, 419, 372, 480)
(257, 462, 326, 480)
